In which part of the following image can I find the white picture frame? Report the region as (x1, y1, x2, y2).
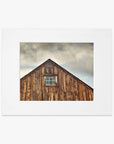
(1, 29, 112, 115)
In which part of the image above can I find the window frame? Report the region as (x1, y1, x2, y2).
(45, 75, 57, 86)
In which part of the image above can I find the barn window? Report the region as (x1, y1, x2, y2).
(45, 76, 56, 86)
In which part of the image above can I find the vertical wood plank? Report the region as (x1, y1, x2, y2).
(79, 82, 84, 101)
(26, 77, 29, 100)
(54, 66, 57, 74)
(72, 79, 75, 100)
(58, 68, 61, 100)
(39, 69, 42, 100)
(65, 74, 67, 101)
(36, 71, 39, 100)
(61, 70, 64, 101)
(42, 66, 45, 101)
(50, 87, 53, 101)
(31, 74, 33, 100)
(85, 87, 90, 101)
(20, 61, 93, 101)
(20, 80, 23, 100)
(83, 85, 86, 101)
(23, 79, 26, 100)
(45, 87, 48, 100)
(27, 76, 31, 100)
(91, 90, 94, 101)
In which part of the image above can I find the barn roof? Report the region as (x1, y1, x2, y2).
(20, 59, 93, 90)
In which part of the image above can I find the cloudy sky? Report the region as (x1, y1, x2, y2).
(20, 43, 93, 88)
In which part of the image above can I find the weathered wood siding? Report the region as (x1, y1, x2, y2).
(20, 61, 93, 101)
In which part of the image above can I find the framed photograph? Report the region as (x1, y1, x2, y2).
(20, 43, 93, 101)
(1, 29, 112, 115)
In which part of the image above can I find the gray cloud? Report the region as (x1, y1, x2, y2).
(20, 43, 93, 87)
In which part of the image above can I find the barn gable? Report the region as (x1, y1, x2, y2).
(20, 59, 93, 101)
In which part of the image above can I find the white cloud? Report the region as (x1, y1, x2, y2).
(20, 43, 93, 88)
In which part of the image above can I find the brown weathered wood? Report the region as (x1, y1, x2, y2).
(79, 82, 84, 101)
(86, 87, 90, 101)
(20, 59, 93, 101)
(38, 69, 42, 100)
(82, 85, 86, 101)
(20, 80, 22, 100)
(58, 69, 61, 100)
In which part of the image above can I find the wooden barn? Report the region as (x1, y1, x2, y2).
(20, 59, 93, 101)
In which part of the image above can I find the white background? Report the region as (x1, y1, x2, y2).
(0, 0, 114, 144)
(1, 29, 112, 115)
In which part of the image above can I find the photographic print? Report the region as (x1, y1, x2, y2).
(20, 43, 93, 101)
(2, 29, 112, 115)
